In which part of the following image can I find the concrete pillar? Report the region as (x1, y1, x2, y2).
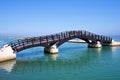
(109, 40, 120, 46)
(88, 41, 102, 48)
(0, 44, 16, 62)
(44, 45, 58, 54)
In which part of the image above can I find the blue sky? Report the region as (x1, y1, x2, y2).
(0, 0, 120, 36)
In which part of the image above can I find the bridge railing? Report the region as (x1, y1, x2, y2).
(7, 30, 112, 52)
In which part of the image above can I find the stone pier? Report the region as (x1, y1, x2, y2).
(109, 40, 120, 46)
(44, 45, 58, 54)
(88, 41, 102, 48)
(102, 40, 120, 46)
(0, 45, 16, 62)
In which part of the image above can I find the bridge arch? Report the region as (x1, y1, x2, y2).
(55, 37, 90, 48)
(7, 30, 112, 53)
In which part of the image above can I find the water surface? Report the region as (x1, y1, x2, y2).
(0, 36, 120, 80)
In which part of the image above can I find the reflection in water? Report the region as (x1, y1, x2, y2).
(43, 53, 58, 61)
(96, 48, 102, 53)
(87, 48, 102, 55)
(0, 46, 118, 74)
(9, 47, 115, 73)
(110, 46, 120, 59)
(0, 59, 16, 72)
(111, 46, 118, 53)
(87, 48, 102, 56)
(0, 37, 120, 80)
(49, 54, 58, 61)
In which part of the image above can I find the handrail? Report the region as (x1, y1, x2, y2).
(6, 30, 112, 52)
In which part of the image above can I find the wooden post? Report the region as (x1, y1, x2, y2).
(58, 34, 60, 41)
(22, 40, 25, 49)
(46, 36, 48, 43)
(13, 43, 18, 52)
(31, 38, 34, 47)
(39, 37, 41, 45)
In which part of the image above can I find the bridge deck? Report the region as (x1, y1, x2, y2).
(7, 30, 112, 53)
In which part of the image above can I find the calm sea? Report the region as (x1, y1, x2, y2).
(0, 35, 120, 80)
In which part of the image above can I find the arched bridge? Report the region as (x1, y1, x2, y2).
(7, 30, 112, 54)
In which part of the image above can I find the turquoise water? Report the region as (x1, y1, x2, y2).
(0, 36, 120, 80)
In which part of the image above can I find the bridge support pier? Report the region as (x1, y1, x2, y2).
(88, 41, 102, 48)
(44, 45, 58, 54)
(0, 45, 16, 62)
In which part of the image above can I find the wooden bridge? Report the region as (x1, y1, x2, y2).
(7, 30, 112, 53)
(2, 30, 120, 62)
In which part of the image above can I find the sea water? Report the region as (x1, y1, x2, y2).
(0, 36, 120, 80)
